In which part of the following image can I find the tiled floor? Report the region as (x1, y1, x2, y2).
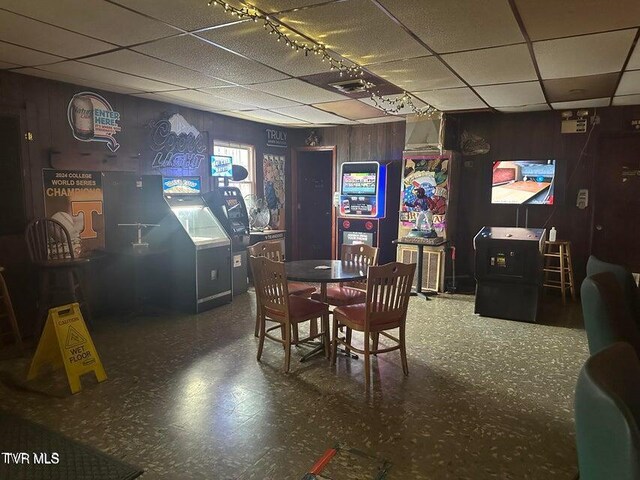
(0, 292, 587, 479)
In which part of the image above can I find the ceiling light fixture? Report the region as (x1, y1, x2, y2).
(206, 0, 437, 117)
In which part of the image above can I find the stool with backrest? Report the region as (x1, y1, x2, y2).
(581, 271, 640, 357)
(0, 266, 22, 351)
(25, 218, 90, 335)
(248, 241, 316, 337)
(587, 255, 640, 325)
(543, 240, 576, 303)
(250, 255, 329, 372)
(332, 262, 415, 390)
(575, 341, 640, 480)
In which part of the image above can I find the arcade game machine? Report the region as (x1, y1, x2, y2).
(203, 154, 250, 296)
(473, 226, 546, 322)
(336, 161, 400, 264)
(142, 175, 232, 313)
(396, 153, 451, 293)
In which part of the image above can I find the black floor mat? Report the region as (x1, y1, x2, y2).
(0, 411, 143, 480)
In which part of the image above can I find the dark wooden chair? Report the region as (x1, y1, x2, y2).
(0, 266, 22, 351)
(250, 255, 329, 372)
(332, 262, 415, 389)
(25, 218, 90, 334)
(248, 241, 316, 337)
(311, 243, 379, 307)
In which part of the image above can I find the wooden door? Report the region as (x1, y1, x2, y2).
(592, 135, 640, 271)
(292, 149, 335, 260)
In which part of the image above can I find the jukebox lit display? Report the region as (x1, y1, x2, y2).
(339, 162, 386, 218)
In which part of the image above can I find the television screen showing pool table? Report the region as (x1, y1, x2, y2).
(491, 160, 556, 205)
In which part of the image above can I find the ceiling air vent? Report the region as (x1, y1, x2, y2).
(329, 79, 370, 94)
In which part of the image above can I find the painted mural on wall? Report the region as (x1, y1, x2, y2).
(149, 113, 208, 171)
(43, 169, 104, 257)
(399, 156, 449, 239)
(67, 92, 121, 152)
(263, 154, 285, 230)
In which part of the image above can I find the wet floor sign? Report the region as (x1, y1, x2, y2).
(27, 303, 107, 394)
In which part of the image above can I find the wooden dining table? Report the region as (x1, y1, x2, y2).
(285, 259, 367, 362)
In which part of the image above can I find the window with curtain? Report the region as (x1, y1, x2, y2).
(213, 142, 255, 198)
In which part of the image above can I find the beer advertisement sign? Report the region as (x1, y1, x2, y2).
(67, 92, 121, 152)
(43, 169, 105, 257)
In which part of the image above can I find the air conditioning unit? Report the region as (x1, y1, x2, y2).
(397, 245, 444, 292)
(404, 113, 443, 152)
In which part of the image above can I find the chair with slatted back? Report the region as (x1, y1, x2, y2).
(332, 261, 416, 389)
(248, 241, 316, 336)
(311, 244, 379, 308)
(250, 255, 329, 372)
(0, 266, 22, 351)
(25, 218, 91, 334)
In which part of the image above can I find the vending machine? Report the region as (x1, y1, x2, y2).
(336, 161, 400, 264)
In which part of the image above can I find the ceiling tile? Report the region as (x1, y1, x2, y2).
(196, 21, 329, 77)
(248, 78, 348, 104)
(551, 97, 610, 109)
(612, 94, 640, 106)
(279, 0, 427, 66)
(228, 109, 311, 125)
(38, 61, 181, 92)
(442, 44, 536, 86)
(0, 10, 113, 58)
(313, 99, 386, 120)
(83, 50, 232, 89)
(16, 68, 145, 94)
(0, 41, 64, 67)
(134, 35, 288, 84)
(475, 81, 546, 107)
(199, 86, 301, 108)
(110, 0, 243, 31)
(543, 73, 618, 102)
(377, 0, 523, 53)
(628, 43, 640, 70)
(358, 115, 405, 124)
(413, 87, 487, 111)
(616, 70, 640, 96)
(367, 56, 464, 91)
(515, 0, 640, 41)
(359, 93, 431, 116)
(271, 105, 353, 123)
(534, 29, 637, 79)
(496, 104, 551, 113)
(1, 0, 177, 46)
(142, 90, 254, 111)
(1, 62, 19, 69)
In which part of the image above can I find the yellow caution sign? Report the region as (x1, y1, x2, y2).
(27, 303, 107, 394)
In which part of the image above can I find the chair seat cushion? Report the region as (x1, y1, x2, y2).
(265, 295, 328, 320)
(311, 286, 366, 306)
(288, 281, 316, 297)
(334, 303, 402, 329)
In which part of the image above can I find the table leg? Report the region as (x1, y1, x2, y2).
(300, 283, 325, 362)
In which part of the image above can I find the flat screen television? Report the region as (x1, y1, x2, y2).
(211, 155, 233, 177)
(341, 162, 379, 196)
(491, 160, 556, 205)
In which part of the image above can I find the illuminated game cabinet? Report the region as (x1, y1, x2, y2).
(336, 161, 400, 264)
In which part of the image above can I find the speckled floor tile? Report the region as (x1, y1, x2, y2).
(0, 291, 587, 479)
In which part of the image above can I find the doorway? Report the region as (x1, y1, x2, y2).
(592, 134, 640, 271)
(291, 147, 336, 260)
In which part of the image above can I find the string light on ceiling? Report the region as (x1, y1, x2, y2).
(206, 0, 438, 117)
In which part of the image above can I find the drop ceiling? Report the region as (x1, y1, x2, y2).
(1, 0, 639, 126)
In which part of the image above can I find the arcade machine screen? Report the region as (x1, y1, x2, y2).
(162, 176, 201, 195)
(342, 172, 377, 196)
(491, 160, 556, 205)
(211, 155, 233, 177)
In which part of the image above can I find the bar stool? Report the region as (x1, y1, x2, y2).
(0, 266, 23, 351)
(25, 218, 91, 335)
(543, 240, 576, 303)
